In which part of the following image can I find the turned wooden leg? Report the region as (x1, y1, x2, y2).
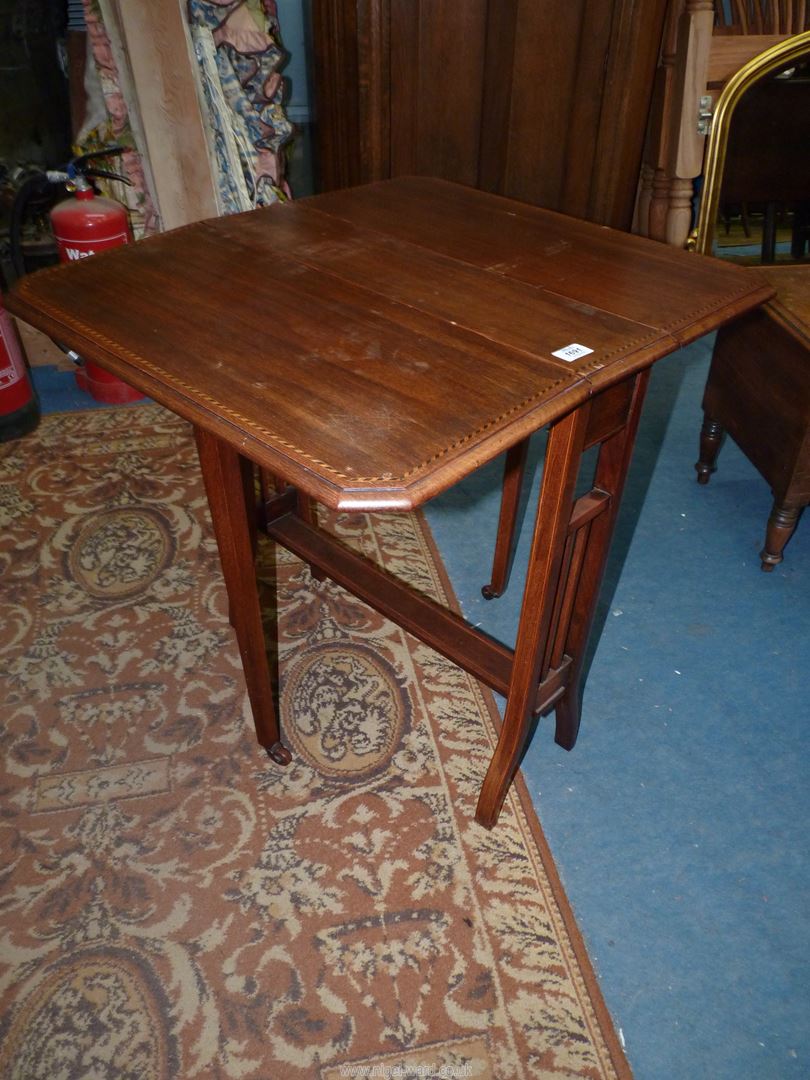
(648, 169, 670, 243)
(195, 427, 291, 765)
(634, 162, 654, 237)
(665, 177, 694, 249)
(476, 407, 590, 829)
(695, 414, 723, 485)
(552, 371, 650, 751)
(482, 438, 530, 600)
(760, 500, 801, 571)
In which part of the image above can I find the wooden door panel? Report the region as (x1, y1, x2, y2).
(311, 0, 667, 230)
(389, 0, 488, 183)
(502, 0, 588, 208)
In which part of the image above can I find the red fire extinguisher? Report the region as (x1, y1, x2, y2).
(51, 178, 131, 262)
(0, 291, 40, 442)
(47, 149, 145, 404)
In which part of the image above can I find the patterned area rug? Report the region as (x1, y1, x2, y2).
(0, 406, 630, 1080)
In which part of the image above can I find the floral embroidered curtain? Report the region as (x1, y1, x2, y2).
(188, 1, 293, 213)
(76, 0, 293, 235)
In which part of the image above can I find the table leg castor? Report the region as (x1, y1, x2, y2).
(265, 742, 292, 766)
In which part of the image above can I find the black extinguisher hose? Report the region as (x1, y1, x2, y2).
(9, 170, 53, 280)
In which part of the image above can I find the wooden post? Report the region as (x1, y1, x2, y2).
(665, 0, 715, 247)
(642, 0, 683, 240)
(111, 0, 219, 229)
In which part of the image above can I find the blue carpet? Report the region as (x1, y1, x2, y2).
(32, 344, 809, 1078)
(424, 335, 809, 1080)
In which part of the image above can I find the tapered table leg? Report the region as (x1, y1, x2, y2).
(195, 427, 291, 765)
(553, 371, 650, 750)
(476, 407, 590, 829)
(482, 437, 530, 599)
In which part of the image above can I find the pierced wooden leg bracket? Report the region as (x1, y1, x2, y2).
(476, 371, 651, 827)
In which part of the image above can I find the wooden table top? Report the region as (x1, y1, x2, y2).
(757, 264, 810, 338)
(9, 177, 773, 510)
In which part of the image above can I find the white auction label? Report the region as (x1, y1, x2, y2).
(551, 343, 594, 362)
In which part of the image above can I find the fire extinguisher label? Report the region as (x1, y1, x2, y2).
(60, 232, 129, 260)
(0, 318, 25, 387)
(0, 311, 33, 415)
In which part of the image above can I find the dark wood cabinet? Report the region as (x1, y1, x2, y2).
(696, 267, 810, 570)
(310, 0, 668, 229)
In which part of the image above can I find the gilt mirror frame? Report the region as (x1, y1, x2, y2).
(693, 29, 810, 257)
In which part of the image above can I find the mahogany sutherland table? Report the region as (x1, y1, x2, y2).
(8, 178, 772, 828)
